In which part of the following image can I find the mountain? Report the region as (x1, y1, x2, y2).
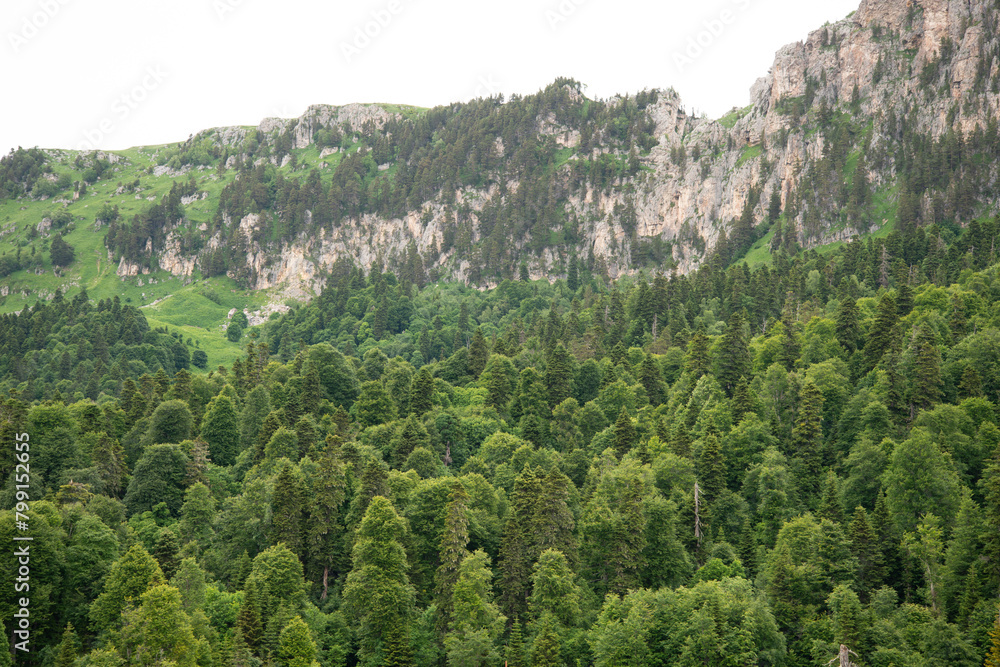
(1, 0, 999, 316)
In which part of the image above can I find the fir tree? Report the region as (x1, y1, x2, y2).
(393, 414, 431, 468)
(93, 432, 127, 498)
(408, 367, 434, 416)
(848, 507, 885, 600)
(306, 446, 347, 600)
(864, 293, 897, 370)
(200, 394, 241, 466)
(505, 619, 526, 667)
(835, 296, 860, 354)
(791, 379, 824, 498)
(530, 615, 562, 667)
(543, 344, 574, 409)
(910, 323, 943, 412)
(435, 481, 470, 633)
(638, 353, 666, 406)
(685, 329, 711, 379)
(468, 329, 489, 378)
(54, 624, 78, 667)
(613, 407, 637, 458)
(271, 462, 304, 558)
(717, 309, 751, 395)
(819, 471, 844, 524)
(697, 433, 726, 506)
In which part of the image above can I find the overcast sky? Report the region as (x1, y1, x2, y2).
(2, 0, 859, 155)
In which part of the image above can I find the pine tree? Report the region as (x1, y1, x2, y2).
(777, 311, 800, 372)
(613, 407, 637, 458)
(435, 481, 470, 633)
(717, 309, 751, 395)
(791, 380, 824, 498)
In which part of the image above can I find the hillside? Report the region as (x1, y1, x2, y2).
(5, 0, 1000, 664)
(2, 0, 999, 324)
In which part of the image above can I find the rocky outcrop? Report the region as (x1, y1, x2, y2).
(118, 0, 1000, 297)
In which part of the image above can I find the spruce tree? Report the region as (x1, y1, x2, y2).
(985, 607, 1000, 667)
(200, 394, 241, 466)
(393, 414, 431, 468)
(819, 471, 844, 524)
(236, 582, 264, 653)
(499, 469, 542, 620)
(505, 619, 526, 667)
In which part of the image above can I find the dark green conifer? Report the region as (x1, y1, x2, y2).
(613, 407, 637, 458)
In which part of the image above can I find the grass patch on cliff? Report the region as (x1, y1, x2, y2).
(743, 228, 775, 267)
(718, 106, 751, 129)
(736, 144, 763, 168)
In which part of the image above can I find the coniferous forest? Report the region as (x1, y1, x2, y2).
(4, 219, 1000, 666)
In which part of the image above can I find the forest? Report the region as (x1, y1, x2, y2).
(3, 214, 1000, 667)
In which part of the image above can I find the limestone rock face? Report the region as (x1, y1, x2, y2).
(123, 0, 1000, 297)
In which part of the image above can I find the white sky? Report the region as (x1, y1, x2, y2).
(1, 0, 860, 155)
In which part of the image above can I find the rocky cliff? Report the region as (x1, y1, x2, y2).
(123, 0, 1000, 295)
